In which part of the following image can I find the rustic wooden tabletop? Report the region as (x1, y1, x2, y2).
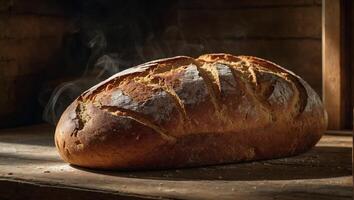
(0, 124, 351, 200)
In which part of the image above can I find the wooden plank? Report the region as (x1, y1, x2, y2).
(0, 0, 75, 16)
(142, 39, 322, 95)
(351, 1, 354, 130)
(0, 37, 64, 77)
(177, 0, 321, 9)
(175, 6, 321, 39)
(0, 124, 351, 200)
(322, 0, 340, 129)
(322, 0, 353, 129)
(0, 14, 76, 78)
(0, 14, 75, 40)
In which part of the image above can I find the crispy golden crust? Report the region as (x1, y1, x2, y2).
(55, 53, 327, 169)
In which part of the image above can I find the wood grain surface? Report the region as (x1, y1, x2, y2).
(322, 0, 353, 130)
(0, 124, 351, 200)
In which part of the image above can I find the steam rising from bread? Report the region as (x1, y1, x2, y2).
(43, 32, 121, 124)
(43, 23, 206, 125)
(40, 1, 272, 126)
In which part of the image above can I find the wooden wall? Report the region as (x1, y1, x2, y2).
(144, 0, 323, 95)
(0, 0, 324, 127)
(82, 0, 323, 94)
(179, 0, 322, 94)
(322, 0, 353, 130)
(0, 0, 75, 127)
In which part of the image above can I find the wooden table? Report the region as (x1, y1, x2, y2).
(0, 124, 351, 200)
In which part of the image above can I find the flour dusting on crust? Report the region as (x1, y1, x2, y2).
(215, 63, 238, 94)
(175, 64, 209, 105)
(104, 89, 176, 123)
(85, 63, 155, 95)
(268, 78, 293, 107)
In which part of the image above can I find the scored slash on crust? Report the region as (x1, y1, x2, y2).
(98, 105, 177, 142)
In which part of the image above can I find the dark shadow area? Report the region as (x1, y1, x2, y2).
(72, 146, 352, 181)
(0, 179, 140, 200)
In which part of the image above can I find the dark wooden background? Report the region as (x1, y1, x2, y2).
(0, 0, 334, 128)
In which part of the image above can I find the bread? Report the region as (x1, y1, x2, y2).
(55, 53, 327, 170)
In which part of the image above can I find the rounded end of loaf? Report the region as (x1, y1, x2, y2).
(54, 99, 170, 169)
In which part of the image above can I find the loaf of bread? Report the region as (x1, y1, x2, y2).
(55, 53, 327, 169)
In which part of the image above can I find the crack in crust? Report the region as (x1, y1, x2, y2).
(98, 105, 176, 142)
(200, 54, 308, 118)
(198, 55, 279, 123)
(237, 56, 308, 117)
(199, 63, 222, 95)
(193, 64, 221, 113)
(284, 75, 308, 116)
(72, 98, 88, 137)
(133, 74, 189, 125)
(228, 65, 275, 121)
(247, 66, 258, 88)
(83, 63, 159, 102)
(162, 86, 189, 122)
